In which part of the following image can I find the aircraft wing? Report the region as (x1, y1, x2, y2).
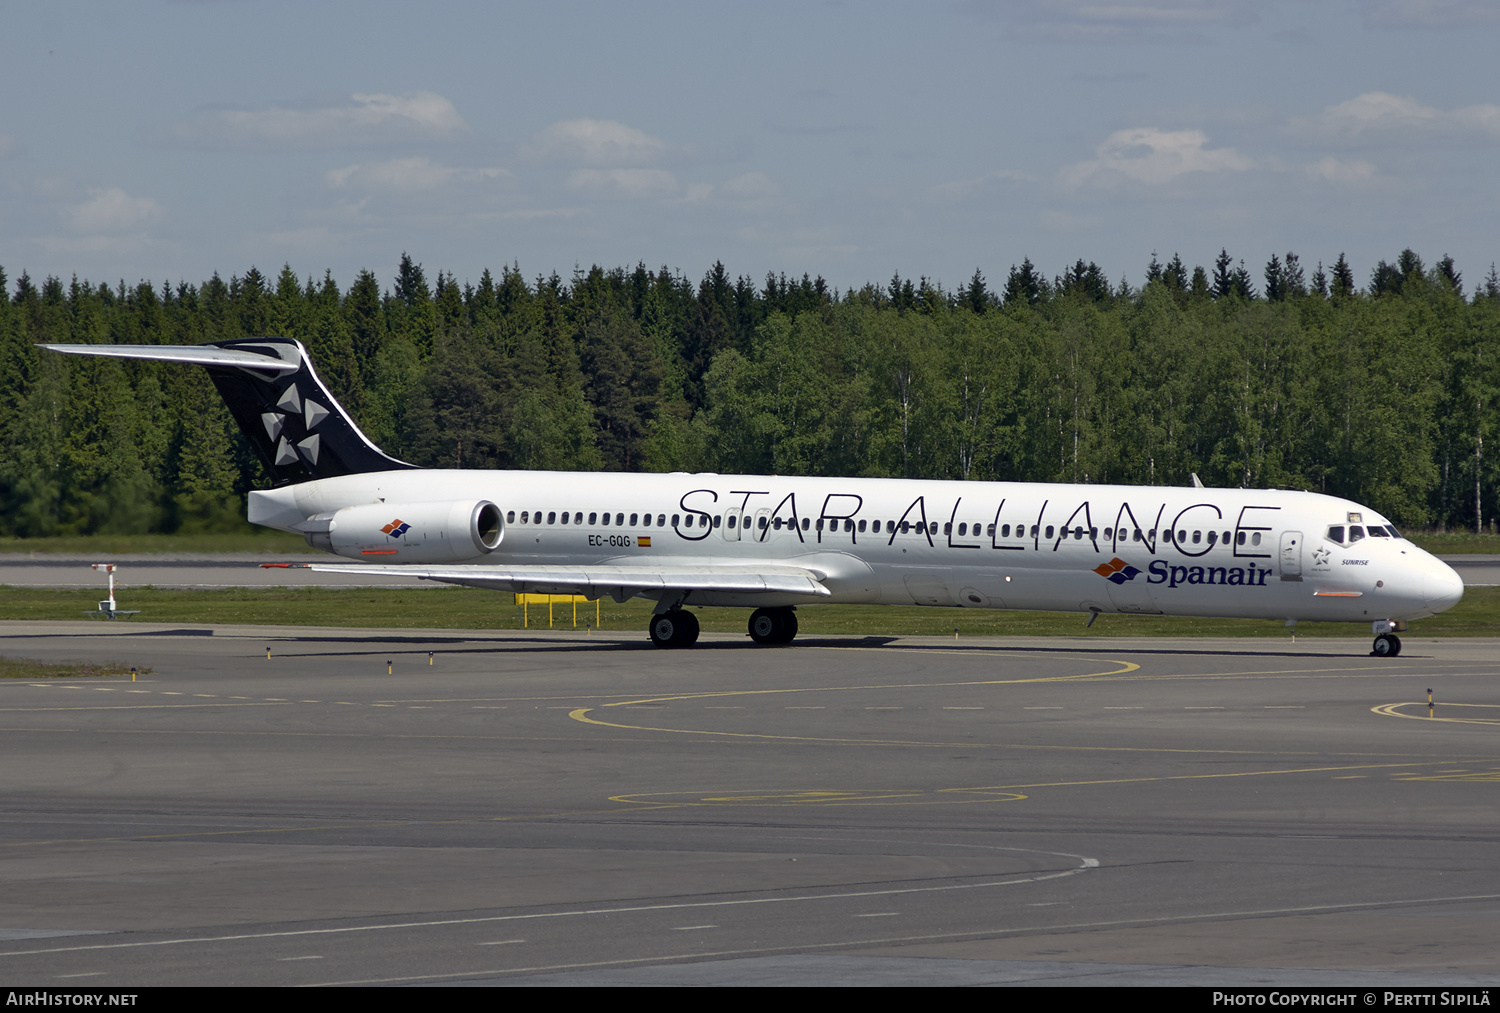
(282, 562, 832, 601)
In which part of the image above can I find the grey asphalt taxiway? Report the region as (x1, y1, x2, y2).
(2, 622, 1499, 987)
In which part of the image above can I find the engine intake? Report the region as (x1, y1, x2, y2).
(303, 500, 504, 563)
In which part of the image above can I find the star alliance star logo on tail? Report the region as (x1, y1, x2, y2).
(381, 519, 411, 538)
(1094, 557, 1141, 584)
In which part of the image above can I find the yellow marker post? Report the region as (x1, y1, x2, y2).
(131, 667, 136, 683)
(1428, 687, 1434, 719)
(266, 646, 271, 660)
(428, 652, 434, 666)
(387, 660, 392, 675)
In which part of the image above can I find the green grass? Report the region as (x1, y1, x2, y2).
(0, 531, 307, 555)
(1406, 532, 1500, 555)
(1, 584, 1494, 639)
(0, 656, 148, 679)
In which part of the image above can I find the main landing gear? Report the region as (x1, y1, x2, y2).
(748, 606, 798, 645)
(648, 609, 700, 648)
(646, 606, 799, 647)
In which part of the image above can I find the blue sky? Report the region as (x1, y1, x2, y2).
(3, 1, 1498, 295)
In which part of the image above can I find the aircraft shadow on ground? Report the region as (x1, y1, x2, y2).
(8, 628, 1409, 660)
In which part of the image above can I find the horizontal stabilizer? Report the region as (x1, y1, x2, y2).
(39, 343, 300, 373)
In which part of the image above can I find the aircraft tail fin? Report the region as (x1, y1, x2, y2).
(39, 338, 417, 485)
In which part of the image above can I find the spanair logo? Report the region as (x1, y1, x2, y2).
(1094, 557, 1141, 584)
(381, 519, 411, 538)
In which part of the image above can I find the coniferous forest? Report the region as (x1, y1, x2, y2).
(1, 249, 1497, 537)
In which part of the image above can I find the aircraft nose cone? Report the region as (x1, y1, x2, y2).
(1424, 562, 1465, 613)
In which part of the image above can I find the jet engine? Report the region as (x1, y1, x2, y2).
(302, 500, 504, 563)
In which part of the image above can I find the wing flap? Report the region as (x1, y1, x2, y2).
(294, 562, 831, 600)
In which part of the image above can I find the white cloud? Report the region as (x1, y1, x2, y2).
(326, 157, 508, 191)
(502, 207, 589, 220)
(169, 92, 466, 150)
(36, 234, 154, 256)
(566, 168, 678, 198)
(64, 187, 163, 232)
(1060, 127, 1252, 186)
(1361, 0, 1500, 28)
(1034, 1, 1243, 25)
(526, 119, 669, 166)
(720, 172, 780, 200)
(1314, 92, 1500, 140)
(979, 0, 1258, 40)
(1305, 156, 1376, 183)
(928, 169, 1034, 201)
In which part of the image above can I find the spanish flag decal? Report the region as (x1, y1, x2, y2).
(638, 536, 652, 547)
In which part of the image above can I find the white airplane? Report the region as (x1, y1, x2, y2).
(43, 338, 1465, 656)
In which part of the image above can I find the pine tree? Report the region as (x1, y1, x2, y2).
(1231, 260, 1256, 300)
(1190, 266, 1211, 301)
(1434, 254, 1462, 296)
(962, 268, 990, 313)
(1212, 249, 1234, 300)
(1164, 254, 1188, 294)
(1264, 254, 1285, 302)
(1331, 254, 1355, 300)
(1283, 252, 1307, 298)
(1002, 258, 1044, 308)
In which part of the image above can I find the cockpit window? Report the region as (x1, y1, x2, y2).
(1386, 524, 1403, 539)
(1366, 525, 1390, 537)
(1349, 526, 1365, 542)
(1326, 525, 1345, 544)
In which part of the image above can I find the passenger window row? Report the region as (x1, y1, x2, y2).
(502, 508, 1270, 549)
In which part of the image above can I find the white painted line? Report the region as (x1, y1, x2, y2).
(0, 859, 1102, 959)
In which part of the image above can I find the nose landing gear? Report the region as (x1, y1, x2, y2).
(1371, 619, 1406, 657)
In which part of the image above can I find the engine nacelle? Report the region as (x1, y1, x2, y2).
(303, 500, 504, 563)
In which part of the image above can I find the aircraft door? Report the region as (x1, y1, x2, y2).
(723, 506, 743, 542)
(752, 507, 772, 541)
(1279, 531, 1303, 581)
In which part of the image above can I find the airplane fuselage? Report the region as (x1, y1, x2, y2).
(249, 469, 1464, 625)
